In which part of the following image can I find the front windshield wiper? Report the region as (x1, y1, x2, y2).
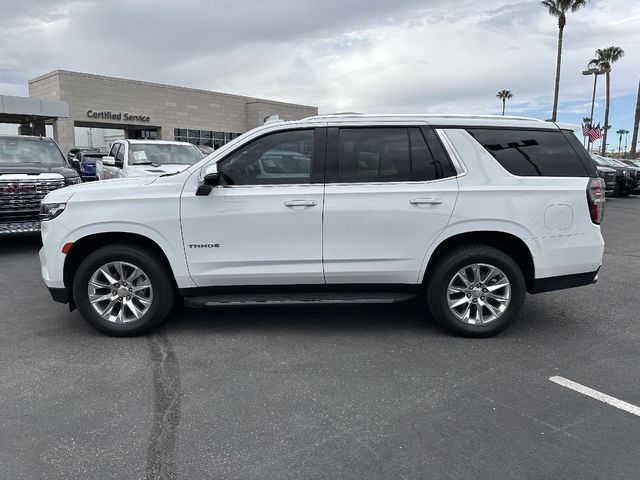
(160, 170, 183, 177)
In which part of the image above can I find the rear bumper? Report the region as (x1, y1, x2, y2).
(47, 286, 70, 304)
(529, 270, 599, 294)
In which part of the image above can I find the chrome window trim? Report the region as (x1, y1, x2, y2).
(435, 129, 468, 178)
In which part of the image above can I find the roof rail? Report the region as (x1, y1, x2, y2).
(302, 113, 545, 123)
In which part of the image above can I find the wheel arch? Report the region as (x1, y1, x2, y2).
(422, 231, 536, 292)
(63, 232, 178, 308)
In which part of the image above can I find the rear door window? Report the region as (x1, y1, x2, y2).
(467, 128, 589, 177)
(331, 127, 454, 183)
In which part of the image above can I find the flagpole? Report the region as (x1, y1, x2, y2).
(586, 72, 599, 153)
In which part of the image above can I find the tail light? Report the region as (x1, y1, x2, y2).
(587, 178, 605, 225)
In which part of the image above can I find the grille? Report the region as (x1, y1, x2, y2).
(0, 177, 66, 226)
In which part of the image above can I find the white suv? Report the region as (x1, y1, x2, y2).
(39, 115, 605, 337)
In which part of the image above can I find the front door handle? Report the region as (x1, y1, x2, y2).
(410, 198, 443, 205)
(284, 200, 317, 207)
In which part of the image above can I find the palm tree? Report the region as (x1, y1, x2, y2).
(496, 90, 513, 116)
(616, 129, 625, 156)
(631, 78, 640, 159)
(541, 0, 588, 122)
(589, 46, 625, 155)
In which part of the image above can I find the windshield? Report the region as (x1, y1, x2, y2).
(81, 154, 104, 164)
(592, 155, 622, 168)
(128, 143, 203, 166)
(0, 137, 65, 166)
(606, 158, 629, 168)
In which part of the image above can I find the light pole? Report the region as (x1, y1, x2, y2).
(582, 66, 610, 153)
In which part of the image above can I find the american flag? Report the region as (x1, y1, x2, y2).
(582, 123, 591, 137)
(588, 123, 602, 142)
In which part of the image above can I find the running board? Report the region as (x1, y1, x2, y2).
(184, 292, 418, 308)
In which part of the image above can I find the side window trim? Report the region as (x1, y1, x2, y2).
(434, 129, 468, 177)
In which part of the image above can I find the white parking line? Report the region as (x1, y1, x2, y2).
(549, 376, 640, 418)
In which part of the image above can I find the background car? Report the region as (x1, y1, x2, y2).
(96, 140, 204, 180)
(618, 159, 640, 193)
(0, 135, 80, 234)
(69, 150, 104, 181)
(591, 154, 637, 196)
(66, 147, 99, 163)
(595, 164, 617, 195)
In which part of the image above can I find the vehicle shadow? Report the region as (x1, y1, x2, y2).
(0, 234, 41, 253)
(164, 301, 446, 337)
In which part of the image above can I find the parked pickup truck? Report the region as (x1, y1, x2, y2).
(0, 135, 80, 234)
(96, 140, 203, 180)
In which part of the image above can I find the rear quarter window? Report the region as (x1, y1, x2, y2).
(466, 128, 590, 177)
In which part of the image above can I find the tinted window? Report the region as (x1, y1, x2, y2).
(115, 145, 125, 163)
(334, 128, 454, 183)
(410, 128, 439, 181)
(109, 144, 120, 157)
(338, 128, 410, 182)
(219, 130, 314, 185)
(467, 129, 589, 177)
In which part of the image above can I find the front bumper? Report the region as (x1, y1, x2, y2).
(0, 220, 40, 235)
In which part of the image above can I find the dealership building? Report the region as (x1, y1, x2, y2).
(25, 70, 318, 154)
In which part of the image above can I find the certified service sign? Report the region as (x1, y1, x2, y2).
(87, 110, 151, 123)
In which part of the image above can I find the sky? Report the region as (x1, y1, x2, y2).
(1, 0, 639, 150)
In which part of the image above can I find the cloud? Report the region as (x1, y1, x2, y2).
(0, 0, 638, 127)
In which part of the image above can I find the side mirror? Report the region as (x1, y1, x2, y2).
(196, 172, 219, 196)
(102, 156, 116, 166)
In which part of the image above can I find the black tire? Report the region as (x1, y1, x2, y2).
(426, 245, 526, 337)
(72, 243, 175, 336)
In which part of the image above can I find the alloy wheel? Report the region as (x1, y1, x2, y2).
(446, 263, 511, 325)
(87, 261, 154, 324)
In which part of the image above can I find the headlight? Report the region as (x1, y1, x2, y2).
(66, 176, 82, 186)
(39, 203, 67, 221)
(622, 170, 629, 176)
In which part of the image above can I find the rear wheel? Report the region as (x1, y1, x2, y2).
(72, 244, 175, 336)
(426, 245, 525, 337)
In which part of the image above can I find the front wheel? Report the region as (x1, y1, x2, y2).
(72, 244, 175, 336)
(426, 245, 526, 337)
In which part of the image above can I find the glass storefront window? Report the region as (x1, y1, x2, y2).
(174, 128, 242, 150)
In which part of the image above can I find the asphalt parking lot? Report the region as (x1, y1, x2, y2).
(1, 198, 639, 480)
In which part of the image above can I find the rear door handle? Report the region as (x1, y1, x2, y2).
(410, 198, 443, 205)
(284, 200, 317, 207)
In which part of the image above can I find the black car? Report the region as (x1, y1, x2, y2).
(595, 165, 617, 195)
(591, 154, 637, 196)
(0, 135, 81, 234)
(618, 159, 640, 193)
